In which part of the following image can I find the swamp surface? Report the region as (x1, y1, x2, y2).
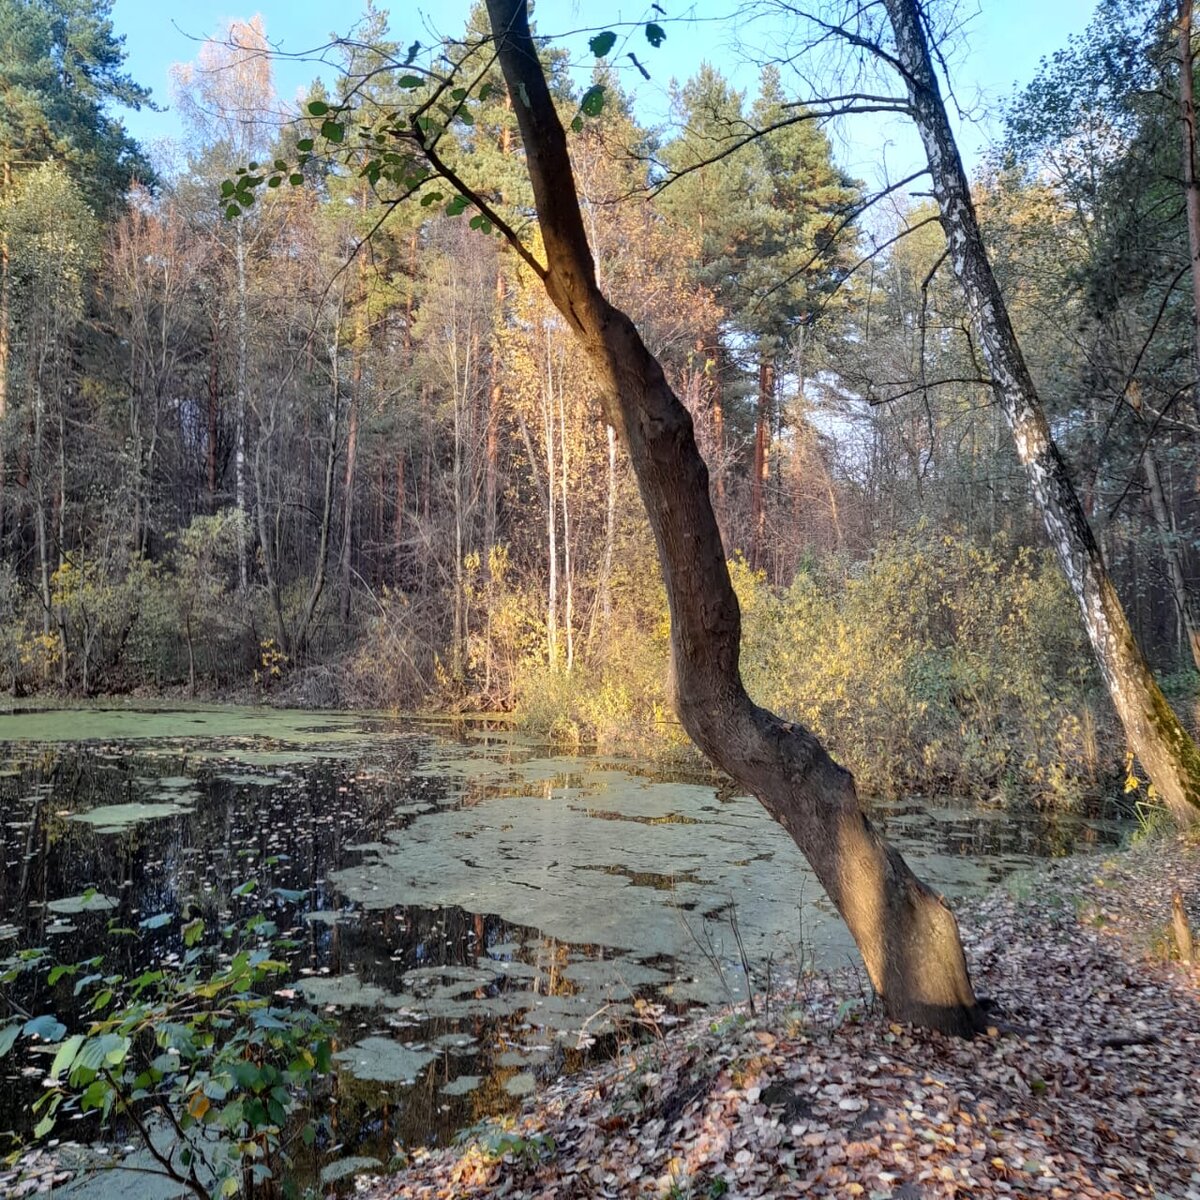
(0, 705, 1125, 1191)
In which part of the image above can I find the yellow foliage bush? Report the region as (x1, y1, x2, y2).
(733, 532, 1104, 801)
(511, 530, 1112, 804)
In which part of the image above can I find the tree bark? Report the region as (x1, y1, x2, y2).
(295, 318, 342, 657)
(234, 218, 249, 592)
(480, 0, 983, 1034)
(1142, 448, 1200, 670)
(750, 356, 773, 568)
(885, 0, 1200, 823)
(542, 326, 559, 671)
(0, 162, 9, 545)
(207, 311, 220, 508)
(339, 380, 359, 624)
(1179, 0, 1200, 406)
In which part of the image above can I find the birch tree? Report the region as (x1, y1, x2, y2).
(881, 0, 1200, 822)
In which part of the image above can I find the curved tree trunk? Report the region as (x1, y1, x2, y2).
(481, 0, 983, 1035)
(885, 0, 1200, 824)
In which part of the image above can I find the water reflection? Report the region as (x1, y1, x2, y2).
(0, 708, 1126, 1176)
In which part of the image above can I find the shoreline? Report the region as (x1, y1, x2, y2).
(355, 834, 1200, 1200)
(2, 835, 1195, 1197)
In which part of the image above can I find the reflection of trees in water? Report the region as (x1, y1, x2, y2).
(0, 730, 1129, 1160)
(0, 738, 617, 1154)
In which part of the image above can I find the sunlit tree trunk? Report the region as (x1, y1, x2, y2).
(886, 0, 1200, 821)
(207, 312, 220, 507)
(234, 217, 249, 592)
(557, 362, 574, 673)
(339, 373, 359, 624)
(0, 161, 9, 544)
(750, 356, 773, 567)
(340, 193, 370, 625)
(542, 326, 559, 671)
(296, 316, 342, 657)
(590, 422, 618, 653)
(482, 0, 984, 1033)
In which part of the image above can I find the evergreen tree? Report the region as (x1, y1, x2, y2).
(0, 0, 153, 209)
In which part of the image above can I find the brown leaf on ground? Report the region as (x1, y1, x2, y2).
(347, 834, 1200, 1200)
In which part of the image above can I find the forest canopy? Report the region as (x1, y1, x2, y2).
(0, 0, 1195, 814)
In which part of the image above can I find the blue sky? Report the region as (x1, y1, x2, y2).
(111, 0, 1100, 185)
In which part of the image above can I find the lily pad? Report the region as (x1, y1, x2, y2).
(441, 1074, 482, 1096)
(71, 801, 194, 832)
(319, 1156, 382, 1184)
(333, 1036, 436, 1083)
(47, 892, 117, 914)
(503, 1071, 537, 1097)
(298, 976, 404, 1009)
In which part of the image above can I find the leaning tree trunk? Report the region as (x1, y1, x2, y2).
(480, 0, 983, 1035)
(885, 0, 1200, 823)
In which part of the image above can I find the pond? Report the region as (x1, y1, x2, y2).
(0, 705, 1125, 1192)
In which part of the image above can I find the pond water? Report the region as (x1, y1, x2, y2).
(0, 705, 1125, 1189)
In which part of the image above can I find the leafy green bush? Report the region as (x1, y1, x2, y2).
(0, 899, 334, 1199)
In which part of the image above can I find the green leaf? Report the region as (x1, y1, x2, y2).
(570, 115, 583, 133)
(589, 31, 617, 58)
(445, 194, 469, 217)
(296, 138, 314, 152)
(458, 110, 475, 126)
(398, 75, 423, 89)
(24, 1015, 67, 1042)
(232, 880, 257, 897)
(32, 1114, 55, 1140)
(220, 180, 236, 197)
(451, 87, 468, 102)
(289, 173, 304, 186)
(48, 965, 74, 985)
(580, 85, 606, 118)
(0, 1022, 20, 1058)
(72, 973, 101, 996)
(267, 176, 282, 188)
(225, 203, 242, 220)
(50, 1034, 85, 1081)
(307, 100, 328, 116)
(183, 918, 205, 947)
(75, 1034, 129, 1075)
(645, 22, 666, 47)
(320, 120, 345, 145)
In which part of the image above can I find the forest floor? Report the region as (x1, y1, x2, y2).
(359, 832, 1200, 1200)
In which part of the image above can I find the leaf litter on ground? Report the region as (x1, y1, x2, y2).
(350, 833, 1200, 1200)
(3, 833, 1197, 1198)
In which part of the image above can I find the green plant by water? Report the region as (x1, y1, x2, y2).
(0, 890, 335, 1199)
